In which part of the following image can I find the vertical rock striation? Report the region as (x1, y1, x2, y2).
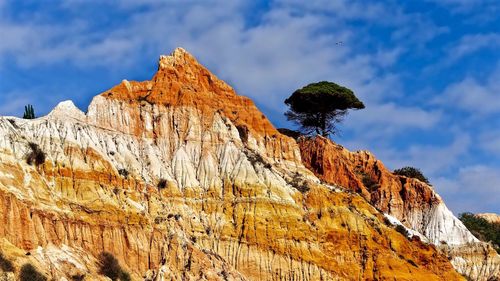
(298, 136, 500, 280)
(0, 48, 464, 280)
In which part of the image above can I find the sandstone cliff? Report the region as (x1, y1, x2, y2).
(297, 136, 500, 280)
(477, 213, 500, 224)
(0, 48, 464, 280)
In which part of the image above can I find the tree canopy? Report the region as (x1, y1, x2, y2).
(284, 81, 364, 137)
(393, 166, 430, 185)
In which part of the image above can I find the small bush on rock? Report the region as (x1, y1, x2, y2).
(26, 142, 46, 166)
(290, 173, 310, 193)
(157, 178, 167, 189)
(23, 104, 35, 119)
(120, 271, 131, 281)
(395, 224, 410, 238)
(19, 263, 47, 281)
(118, 169, 129, 179)
(361, 173, 380, 191)
(71, 274, 85, 281)
(277, 128, 302, 139)
(393, 166, 430, 185)
(0, 252, 14, 272)
(98, 252, 131, 281)
(236, 125, 249, 144)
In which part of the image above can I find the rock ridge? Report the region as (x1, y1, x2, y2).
(0, 48, 467, 280)
(297, 136, 499, 280)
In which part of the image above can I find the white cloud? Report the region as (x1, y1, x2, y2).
(347, 102, 441, 132)
(273, 0, 391, 22)
(434, 165, 500, 213)
(479, 131, 500, 155)
(437, 65, 500, 115)
(0, 0, 497, 214)
(425, 0, 499, 12)
(446, 33, 500, 64)
(0, 91, 34, 117)
(0, 0, 444, 141)
(368, 133, 471, 177)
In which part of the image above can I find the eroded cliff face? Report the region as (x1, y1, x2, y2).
(0, 48, 464, 280)
(298, 136, 500, 280)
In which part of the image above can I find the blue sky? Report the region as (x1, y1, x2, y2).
(1, 0, 499, 214)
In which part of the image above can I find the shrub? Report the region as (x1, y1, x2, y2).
(157, 178, 167, 189)
(118, 169, 129, 179)
(26, 142, 46, 166)
(277, 128, 302, 140)
(395, 224, 410, 238)
(236, 125, 249, 144)
(290, 173, 310, 193)
(98, 252, 130, 281)
(459, 212, 500, 254)
(361, 173, 380, 191)
(244, 150, 272, 169)
(99, 252, 121, 280)
(393, 166, 430, 185)
(71, 274, 85, 281)
(0, 252, 14, 272)
(19, 263, 47, 281)
(7, 119, 18, 129)
(119, 270, 131, 281)
(23, 104, 35, 119)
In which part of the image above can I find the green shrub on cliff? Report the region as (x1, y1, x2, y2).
(19, 264, 47, 281)
(98, 252, 131, 281)
(459, 213, 500, 254)
(393, 166, 430, 185)
(26, 142, 46, 166)
(0, 252, 14, 272)
(23, 104, 35, 119)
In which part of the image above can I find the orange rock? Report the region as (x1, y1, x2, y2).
(298, 136, 499, 280)
(0, 48, 466, 280)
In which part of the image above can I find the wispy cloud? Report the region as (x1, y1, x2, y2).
(446, 33, 500, 64)
(344, 103, 442, 141)
(434, 165, 500, 213)
(425, 0, 500, 13)
(0, 91, 35, 117)
(436, 64, 500, 115)
(0, 0, 498, 214)
(374, 133, 471, 176)
(479, 131, 500, 156)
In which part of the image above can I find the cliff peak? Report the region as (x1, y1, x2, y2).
(0, 48, 496, 280)
(48, 100, 85, 120)
(88, 48, 280, 137)
(158, 47, 192, 69)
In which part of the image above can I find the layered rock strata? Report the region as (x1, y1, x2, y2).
(297, 136, 500, 280)
(0, 48, 464, 280)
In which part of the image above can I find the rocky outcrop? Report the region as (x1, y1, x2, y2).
(0, 48, 464, 280)
(444, 243, 500, 281)
(298, 136, 500, 280)
(477, 213, 500, 224)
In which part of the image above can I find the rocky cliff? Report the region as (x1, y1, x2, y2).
(297, 136, 500, 280)
(477, 213, 500, 224)
(0, 48, 465, 280)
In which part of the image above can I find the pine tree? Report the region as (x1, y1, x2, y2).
(23, 104, 35, 119)
(284, 81, 365, 137)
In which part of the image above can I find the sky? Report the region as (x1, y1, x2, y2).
(0, 0, 499, 215)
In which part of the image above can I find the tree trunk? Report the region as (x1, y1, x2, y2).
(320, 113, 328, 137)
